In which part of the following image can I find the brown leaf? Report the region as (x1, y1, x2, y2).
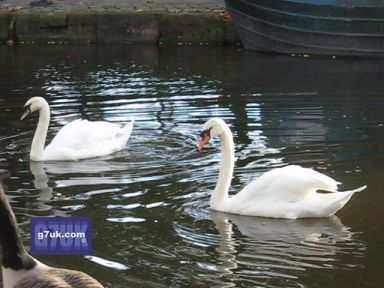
(10, 5, 23, 12)
(219, 11, 230, 22)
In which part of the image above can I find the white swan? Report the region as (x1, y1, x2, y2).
(21, 97, 134, 161)
(197, 118, 366, 219)
(0, 185, 104, 288)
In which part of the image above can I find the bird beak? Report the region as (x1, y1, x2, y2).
(197, 134, 210, 152)
(20, 107, 31, 120)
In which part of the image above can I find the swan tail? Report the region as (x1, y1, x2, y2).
(340, 185, 367, 194)
(121, 118, 135, 144)
(320, 185, 366, 217)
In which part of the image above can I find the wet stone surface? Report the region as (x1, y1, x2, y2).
(0, 0, 226, 12)
(0, 0, 236, 44)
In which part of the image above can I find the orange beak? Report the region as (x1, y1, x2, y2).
(197, 134, 210, 151)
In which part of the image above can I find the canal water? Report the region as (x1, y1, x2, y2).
(0, 45, 383, 287)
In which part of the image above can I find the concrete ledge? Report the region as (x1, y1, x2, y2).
(15, 12, 97, 43)
(68, 13, 98, 43)
(0, 12, 11, 41)
(97, 13, 159, 44)
(159, 13, 225, 43)
(0, 11, 239, 45)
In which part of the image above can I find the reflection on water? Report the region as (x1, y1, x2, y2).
(29, 162, 54, 212)
(212, 212, 363, 275)
(1, 45, 383, 287)
(177, 198, 365, 287)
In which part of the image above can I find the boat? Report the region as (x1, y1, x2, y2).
(225, 0, 384, 56)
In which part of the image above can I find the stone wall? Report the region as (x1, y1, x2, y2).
(0, 11, 239, 45)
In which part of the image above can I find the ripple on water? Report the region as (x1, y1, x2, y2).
(0, 46, 376, 288)
(176, 195, 366, 287)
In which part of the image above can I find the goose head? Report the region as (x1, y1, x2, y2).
(20, 97, 48, 120)
(197, 118, 227, 151)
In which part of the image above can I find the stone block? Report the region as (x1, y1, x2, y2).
(0, 12, 10, 42)
(225, 19, 240, 44)
(16, 13, 50, 42)
(16, 12, 97, 43)
(39, 13, 68, 28)
(97, 13, 159, 43)
(67, 13, 97, 43)
(158, 12, 228, 43)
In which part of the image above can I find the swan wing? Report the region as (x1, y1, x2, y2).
(237, 165, 339, 202)
(229, 165, 366, 218)
(43, 119, 134, 161)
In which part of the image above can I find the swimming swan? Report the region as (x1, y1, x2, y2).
(21, 97, 134, 161)
(0, 185, 104, 288)
(197, 118, 366, 219)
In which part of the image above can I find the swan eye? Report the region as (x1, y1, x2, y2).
(200, 128, 212, 138)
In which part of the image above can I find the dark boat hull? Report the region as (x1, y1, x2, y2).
(225, 0, 384, 56)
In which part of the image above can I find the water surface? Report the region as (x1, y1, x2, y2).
(0, 45, 383, 287)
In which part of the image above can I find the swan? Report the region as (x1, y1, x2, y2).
(0, 185, 104, 288)
(197, 118, 366, 219)
(21, 97, 134, 161)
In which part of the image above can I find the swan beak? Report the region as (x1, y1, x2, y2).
(20, 107, 31, 120)
(197, 134, 210, 151)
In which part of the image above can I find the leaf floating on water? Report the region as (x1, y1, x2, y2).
(107, 216, 146, 223)
(85, 255, 130, 271)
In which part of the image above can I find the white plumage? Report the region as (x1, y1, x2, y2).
(198, 118, 366, 219)
(220, 165, 365, 219)
(21, 97, 134, 161)
(43, 119, 133, 161)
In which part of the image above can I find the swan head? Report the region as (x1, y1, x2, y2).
(21, 97, 48, 120)
(197, 118, 227, 151)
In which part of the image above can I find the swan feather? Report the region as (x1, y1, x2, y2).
(43, 119, 134, 161)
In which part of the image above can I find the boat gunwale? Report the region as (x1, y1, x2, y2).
(231, 9, 384, 54)
(236, 0, 384, 23)
(230, 6, 384, 38)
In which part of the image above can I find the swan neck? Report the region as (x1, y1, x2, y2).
(31, 104, 50, 161)
(211, 126, 234, 208)
(0, 189, 35, 270)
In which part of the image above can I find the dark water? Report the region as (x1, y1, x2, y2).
(0, 45, 383, 288)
